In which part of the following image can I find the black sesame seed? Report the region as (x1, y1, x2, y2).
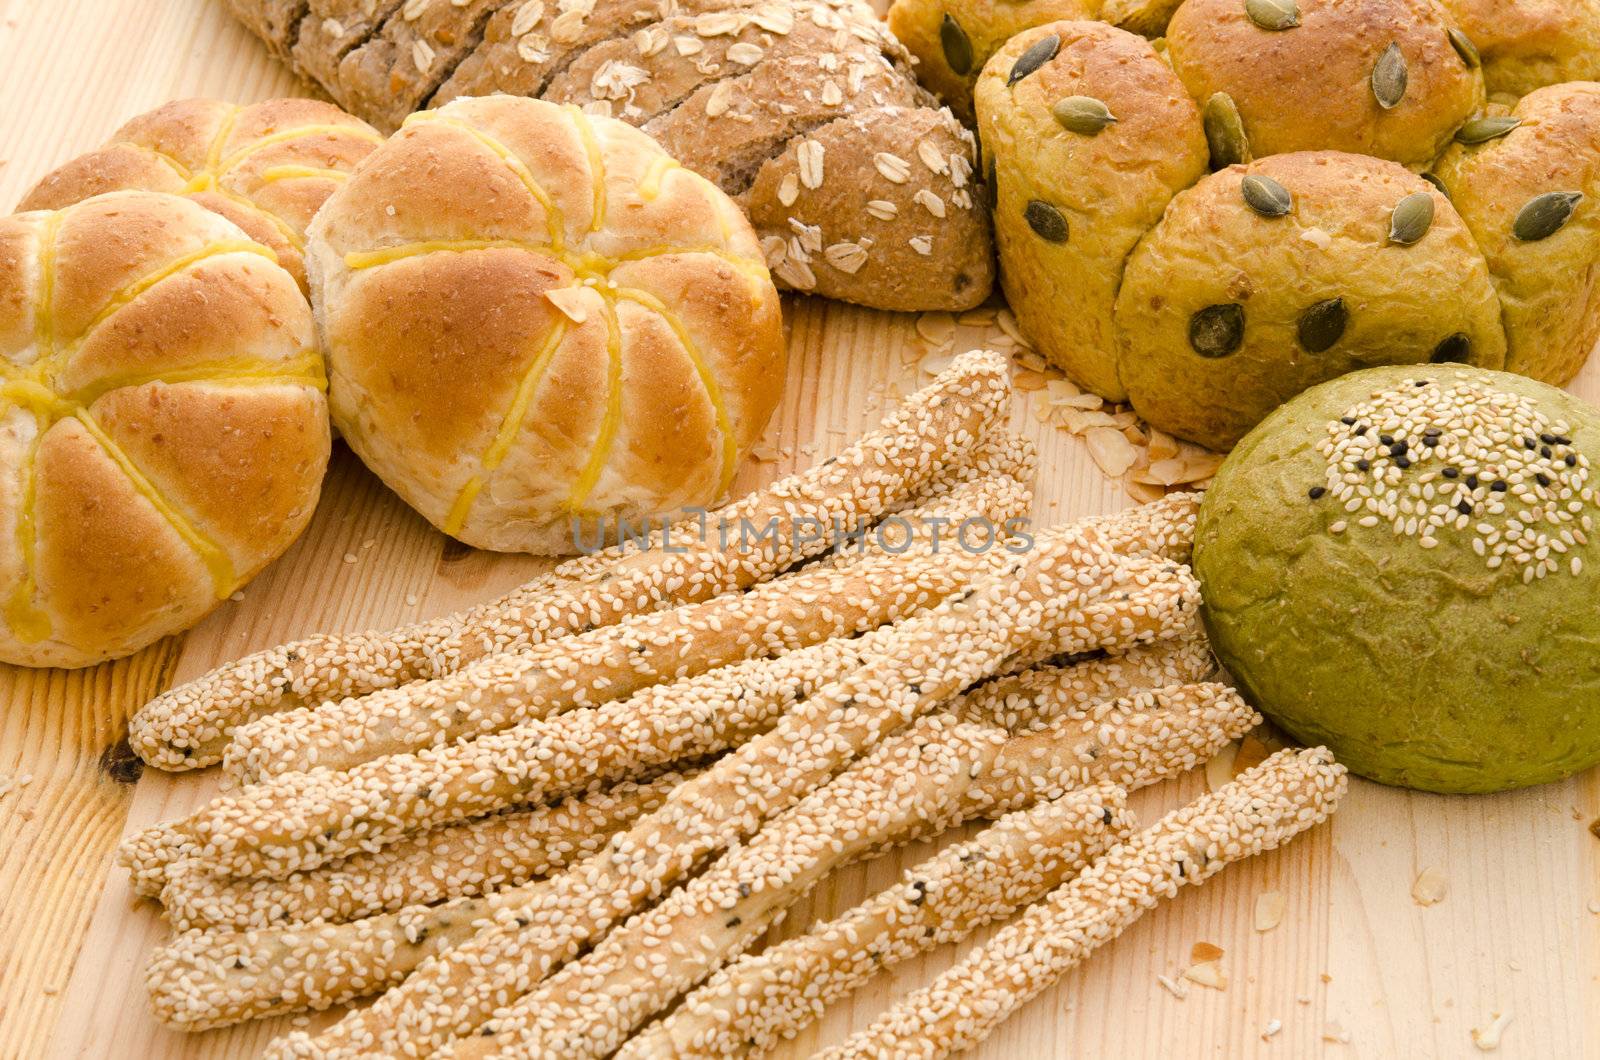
(1424, 436, 1439, 447)
(1442, 467, 1459, 479)
(1492, 480, 1508, 492)
(1542, 446, 1552, 458)
(1390, 444, 1408, 458)
(1541, 433, 1557, 444)
(1567, 454, 1579, 466)
(1341, 416, 1357, 426)
(1356, 458, 1371, 471)
(1309, 486, 1327, 499)
(1424, 427, 1442, 437)
(1415, 380, 1429, 386)
(1457, 500, 1472, 515)
(1466, 474, 1479, 488)
(1381, 434, 1394, 445)
(1525, 437, 1537, 450)
(1396, 455, 1412, 468)
(1356, 426, 1369, 436)
(1536, 472, 1551, 486)
(1556, 435, 1572, 445)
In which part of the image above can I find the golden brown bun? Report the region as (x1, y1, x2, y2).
(1440, 0, 1600, 98)
(976, 20, 1209, 401)
(1167, 0, 1484, 167)
(306, 96, 785, 555)
(0, 191, 330, 668)
(1433, 82, 1600, 384)
(20, 98, 382, 294)
(745, 106, 995, 312)
(1115, 151, 1507, 450)
(887, 0, 1097, 123)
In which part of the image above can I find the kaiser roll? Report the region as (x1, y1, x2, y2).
(0, 191, 330, 668)
(1432, 81, 1600, 386)
(975, 19, 1209, 402)
(1166, 0, 1484, 168)
(305, 96, 786, 555)
(1439, 0, 1600, 98)
(1115, 151, 1507, 450)
(21, 98, 381, 294)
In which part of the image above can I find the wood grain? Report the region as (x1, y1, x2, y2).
(0, 1, 1595, 1058)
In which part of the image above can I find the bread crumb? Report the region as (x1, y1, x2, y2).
(230, 591, 246, 602)
(1412, 867, 1449, 906)
(1182, 960, 1227, 990)
(343, 553, 358, 564)
(1471, 1011, 1511, 1051)
(1156, 974, 1189, 999)
(1254, 890, 1287, 932)
(1322, 1020, 1352, 1043)
(1261, 1019, 1282, 1041)
(1205, 742, 1239, 791)
(1191, 941, 1224, 963)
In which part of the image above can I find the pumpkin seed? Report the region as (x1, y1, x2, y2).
(1432, 332, 1471, 363)
(1008, 33, 1060, 86)
(1455, 115, 1520, 144)
(1203, 92, 1250, 169)
(939, 15, 973, 76)
(1420, 171, 1452, 200)
(1448, 27, 1480, 69)
(1189, 304, 1245, 358)
(1245, 0, 1300, 31)
(1372, 42, 1407, 109)
(1241, 173, 1292, 217)
(1513, 191, 1583, 241)
(1052, 95, 1117, 135)
(1025, 199, 1069, 242)
(1297, 298, 1348, 353)
(1389, 191, 1434, 245)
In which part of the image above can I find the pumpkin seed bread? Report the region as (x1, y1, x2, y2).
(1166, 0, 1484, 167)
(220, 0, 997, 312)
(975, 20, 1209, 401)
(1439, 0, 1600, 98)
(1115, 151, 1506, 450)
(1432, 81, 1600, 385)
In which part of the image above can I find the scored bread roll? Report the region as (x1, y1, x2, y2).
(20, 98, 381, 293)
(1432, 81, 1600, 386)
(1115, 151, 1507, 450)
(305, 95, 785, 555)
(0, 191, 330, 667)
(1166, 0, 1484, 168)
(975, 19, 1209, 402)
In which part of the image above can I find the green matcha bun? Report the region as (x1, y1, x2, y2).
(1195, 364, 1600, 793)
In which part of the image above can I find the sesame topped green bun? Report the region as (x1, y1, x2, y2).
(1195, 364, 1600, 793)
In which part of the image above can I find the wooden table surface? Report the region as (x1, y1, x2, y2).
(0, 1, 1596, 1057)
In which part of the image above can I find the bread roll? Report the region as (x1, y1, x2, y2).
(975, 20, 1209, 401)
(1433, 82, 1600, 385)
(1115, 151, 1507, 450)
(0, 191, 330, 667)
(1439, 0, 1600, 98)
(305, 96, 785, 555)
(21, 98, 381, 294)
(1166, 0, 1484, 168)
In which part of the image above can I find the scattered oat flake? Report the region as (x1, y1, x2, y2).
(1262, 1019, 1282, 1041)
(1254, 890, 1287, 932)
(1086, 427, 1138, 478)
(1412, 866, 1449, 906)
(1014, 370, 1046, 392)
(1322, 1020, 1352, 1044)
(343, 553, 359, 564)
(958, 307, 996, 326)
(919, 351, 956, 377)
(1232, 734, 1272, 777)
(545, 287, 590, 324)
(1182, 960, 1227, 990)
(1586, 900, 1599, 915)
(1190, 941, 1224, 963)
(1156, 974, 1189, 999)
(915, 312, 955, 347)
(1205, 741, 1240, 791)
(1125, 477, 1165, 504)
(1471, 1011, 1511, 1051)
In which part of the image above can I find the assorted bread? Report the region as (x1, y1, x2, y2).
(219, 0, 998, 311)
(0, 191, 329, 667)
(306, 94, 785, 554)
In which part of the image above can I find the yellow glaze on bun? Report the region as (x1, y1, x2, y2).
(307, 96, 786, 555)
(0, 191, 330, 667)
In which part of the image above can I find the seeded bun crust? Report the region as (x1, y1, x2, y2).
(1439, 0, 1600, 98)
(887, 0, 1097, 123)
(1196, 364, 1600, 793)
(305, 96, 785, 556)
(1115, 151, 1506, 451)
(1432, 82, 1600, 386)
(0, 191, 330, 668)
(20, 98, 381, 294)
(1166, 0, 1484, 167)
(976, 20, 1209, 402)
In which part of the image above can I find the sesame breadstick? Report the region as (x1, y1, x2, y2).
(158, 771, 693, 933)
(121, 823, 198, 900)
(816, 748, 1349, 1060)
(140, 667, 1235, 1033)
(443, 685, 1253, 1059)
(618, 794, 1128, 1059)
(263, 526, 1200, 1056)
(129, 350, 1014, 770)
(220, 467, 1034, 788)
